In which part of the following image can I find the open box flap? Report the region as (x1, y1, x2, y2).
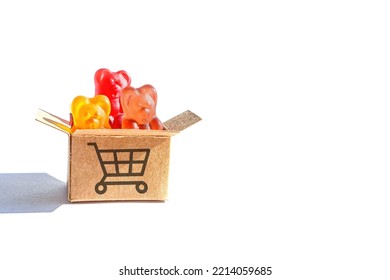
(163, 110, 202, 132)
(36, 109, 71, 135)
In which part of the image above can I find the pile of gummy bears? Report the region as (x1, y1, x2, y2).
(70, 68, 163, 132)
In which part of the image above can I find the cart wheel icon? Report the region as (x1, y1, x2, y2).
(95, 182, 107, 194)
(136, 182, 148, 194)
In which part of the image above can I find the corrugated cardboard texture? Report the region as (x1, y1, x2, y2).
(69, 133, 171, 201)
(163, 110, 202, 132)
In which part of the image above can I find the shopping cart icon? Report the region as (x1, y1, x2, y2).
(88, 142, 150, 195)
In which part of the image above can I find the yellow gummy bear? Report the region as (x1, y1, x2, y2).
(71, 95, 111, 132)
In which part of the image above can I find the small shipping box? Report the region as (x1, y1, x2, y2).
(36, 109, 201, 202)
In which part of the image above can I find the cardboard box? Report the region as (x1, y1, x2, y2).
(36, 109, 201, 202)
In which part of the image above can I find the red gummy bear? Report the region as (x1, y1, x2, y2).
(120, 84, 163, 130)
(94, 68, 131, 128)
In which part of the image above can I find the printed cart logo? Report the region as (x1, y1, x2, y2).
(88, 142, 150, 195)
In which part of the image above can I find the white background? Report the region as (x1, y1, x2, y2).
(1, 0, 390, 279)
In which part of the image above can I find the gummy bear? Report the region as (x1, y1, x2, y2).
(94, 68, 131, 128)
(120, 84, 163, 130)
(71, 95, 111, 132)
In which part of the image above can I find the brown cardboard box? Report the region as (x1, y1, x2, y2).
(36, 109, 201, 202)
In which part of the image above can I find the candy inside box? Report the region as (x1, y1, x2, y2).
(36, 109, 201, 202)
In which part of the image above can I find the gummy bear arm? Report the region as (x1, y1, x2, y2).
(138, 124, 150, 130)
(122, 118, 139, 129)
(150, 117, 164, 130)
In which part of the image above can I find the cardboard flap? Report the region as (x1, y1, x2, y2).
(163, 110, 202, 132)
(36, 109, 71, 135)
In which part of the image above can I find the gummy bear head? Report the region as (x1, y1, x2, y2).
(94, 68, 131, 99)
(71, 95, 111, 131)
(120, 85, 158, 125)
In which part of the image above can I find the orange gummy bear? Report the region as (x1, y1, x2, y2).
(71, 95, 111, 132)
(120, 85, 163, 130)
